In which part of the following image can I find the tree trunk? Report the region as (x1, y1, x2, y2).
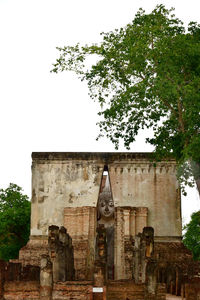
(195, 177, 200, 197)
(192, 161, 200, 197)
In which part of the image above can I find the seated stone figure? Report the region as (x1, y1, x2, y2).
(97, 175, 115, 279)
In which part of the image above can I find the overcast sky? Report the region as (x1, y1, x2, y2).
(0, 0, 199, 224)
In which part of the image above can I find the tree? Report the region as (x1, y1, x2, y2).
(183, 211, 200, 260)
(52, 5, 200, 195)
(0, 183, 31, 261)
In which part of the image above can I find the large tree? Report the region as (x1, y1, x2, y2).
(52, 5, 200, 195)
(0, 183, 30, 261)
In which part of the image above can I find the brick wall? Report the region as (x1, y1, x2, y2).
(52, 281, 93, 300)
(184, 279, 200, 300)
(64, 207, 96, 280)
(17, 237, 49, 266)
(107, 280, 145, 300)
(3, 281, 40, 300)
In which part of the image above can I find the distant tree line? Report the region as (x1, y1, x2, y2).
(0, 183, 30, 261)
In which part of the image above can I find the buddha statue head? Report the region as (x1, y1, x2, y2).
(98, 193, 114, 219)
(98, 175, 114, 220)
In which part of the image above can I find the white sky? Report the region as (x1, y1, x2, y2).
(0, 0, 199, 225)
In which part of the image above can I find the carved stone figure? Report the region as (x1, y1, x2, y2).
(98, 194, 114, 219)
(98, 175, 114, 225)
(97, 175, 115, 279)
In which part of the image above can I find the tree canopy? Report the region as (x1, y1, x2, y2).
(183, 211, 200, 260)
(52, 5, 200, 194)
(0, 183, 30, 261)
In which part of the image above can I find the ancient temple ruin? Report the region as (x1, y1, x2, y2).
(1, 152, 200, 300)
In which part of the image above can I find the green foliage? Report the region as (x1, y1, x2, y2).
(183, 211, 200, 260)
(0, 183, 31, 261)
(52, 5, 200, 192)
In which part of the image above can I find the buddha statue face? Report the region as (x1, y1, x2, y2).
(98, 196, 114, 218)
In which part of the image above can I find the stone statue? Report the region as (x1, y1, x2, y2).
(97, 175, 114, 225)
(97, 175, 115, 279)
(98, 194, 114, 219)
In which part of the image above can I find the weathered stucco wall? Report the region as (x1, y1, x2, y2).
(31, 153, 104, 235)
(31, 152, 181, 239)
(108, 160, 181, 238)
